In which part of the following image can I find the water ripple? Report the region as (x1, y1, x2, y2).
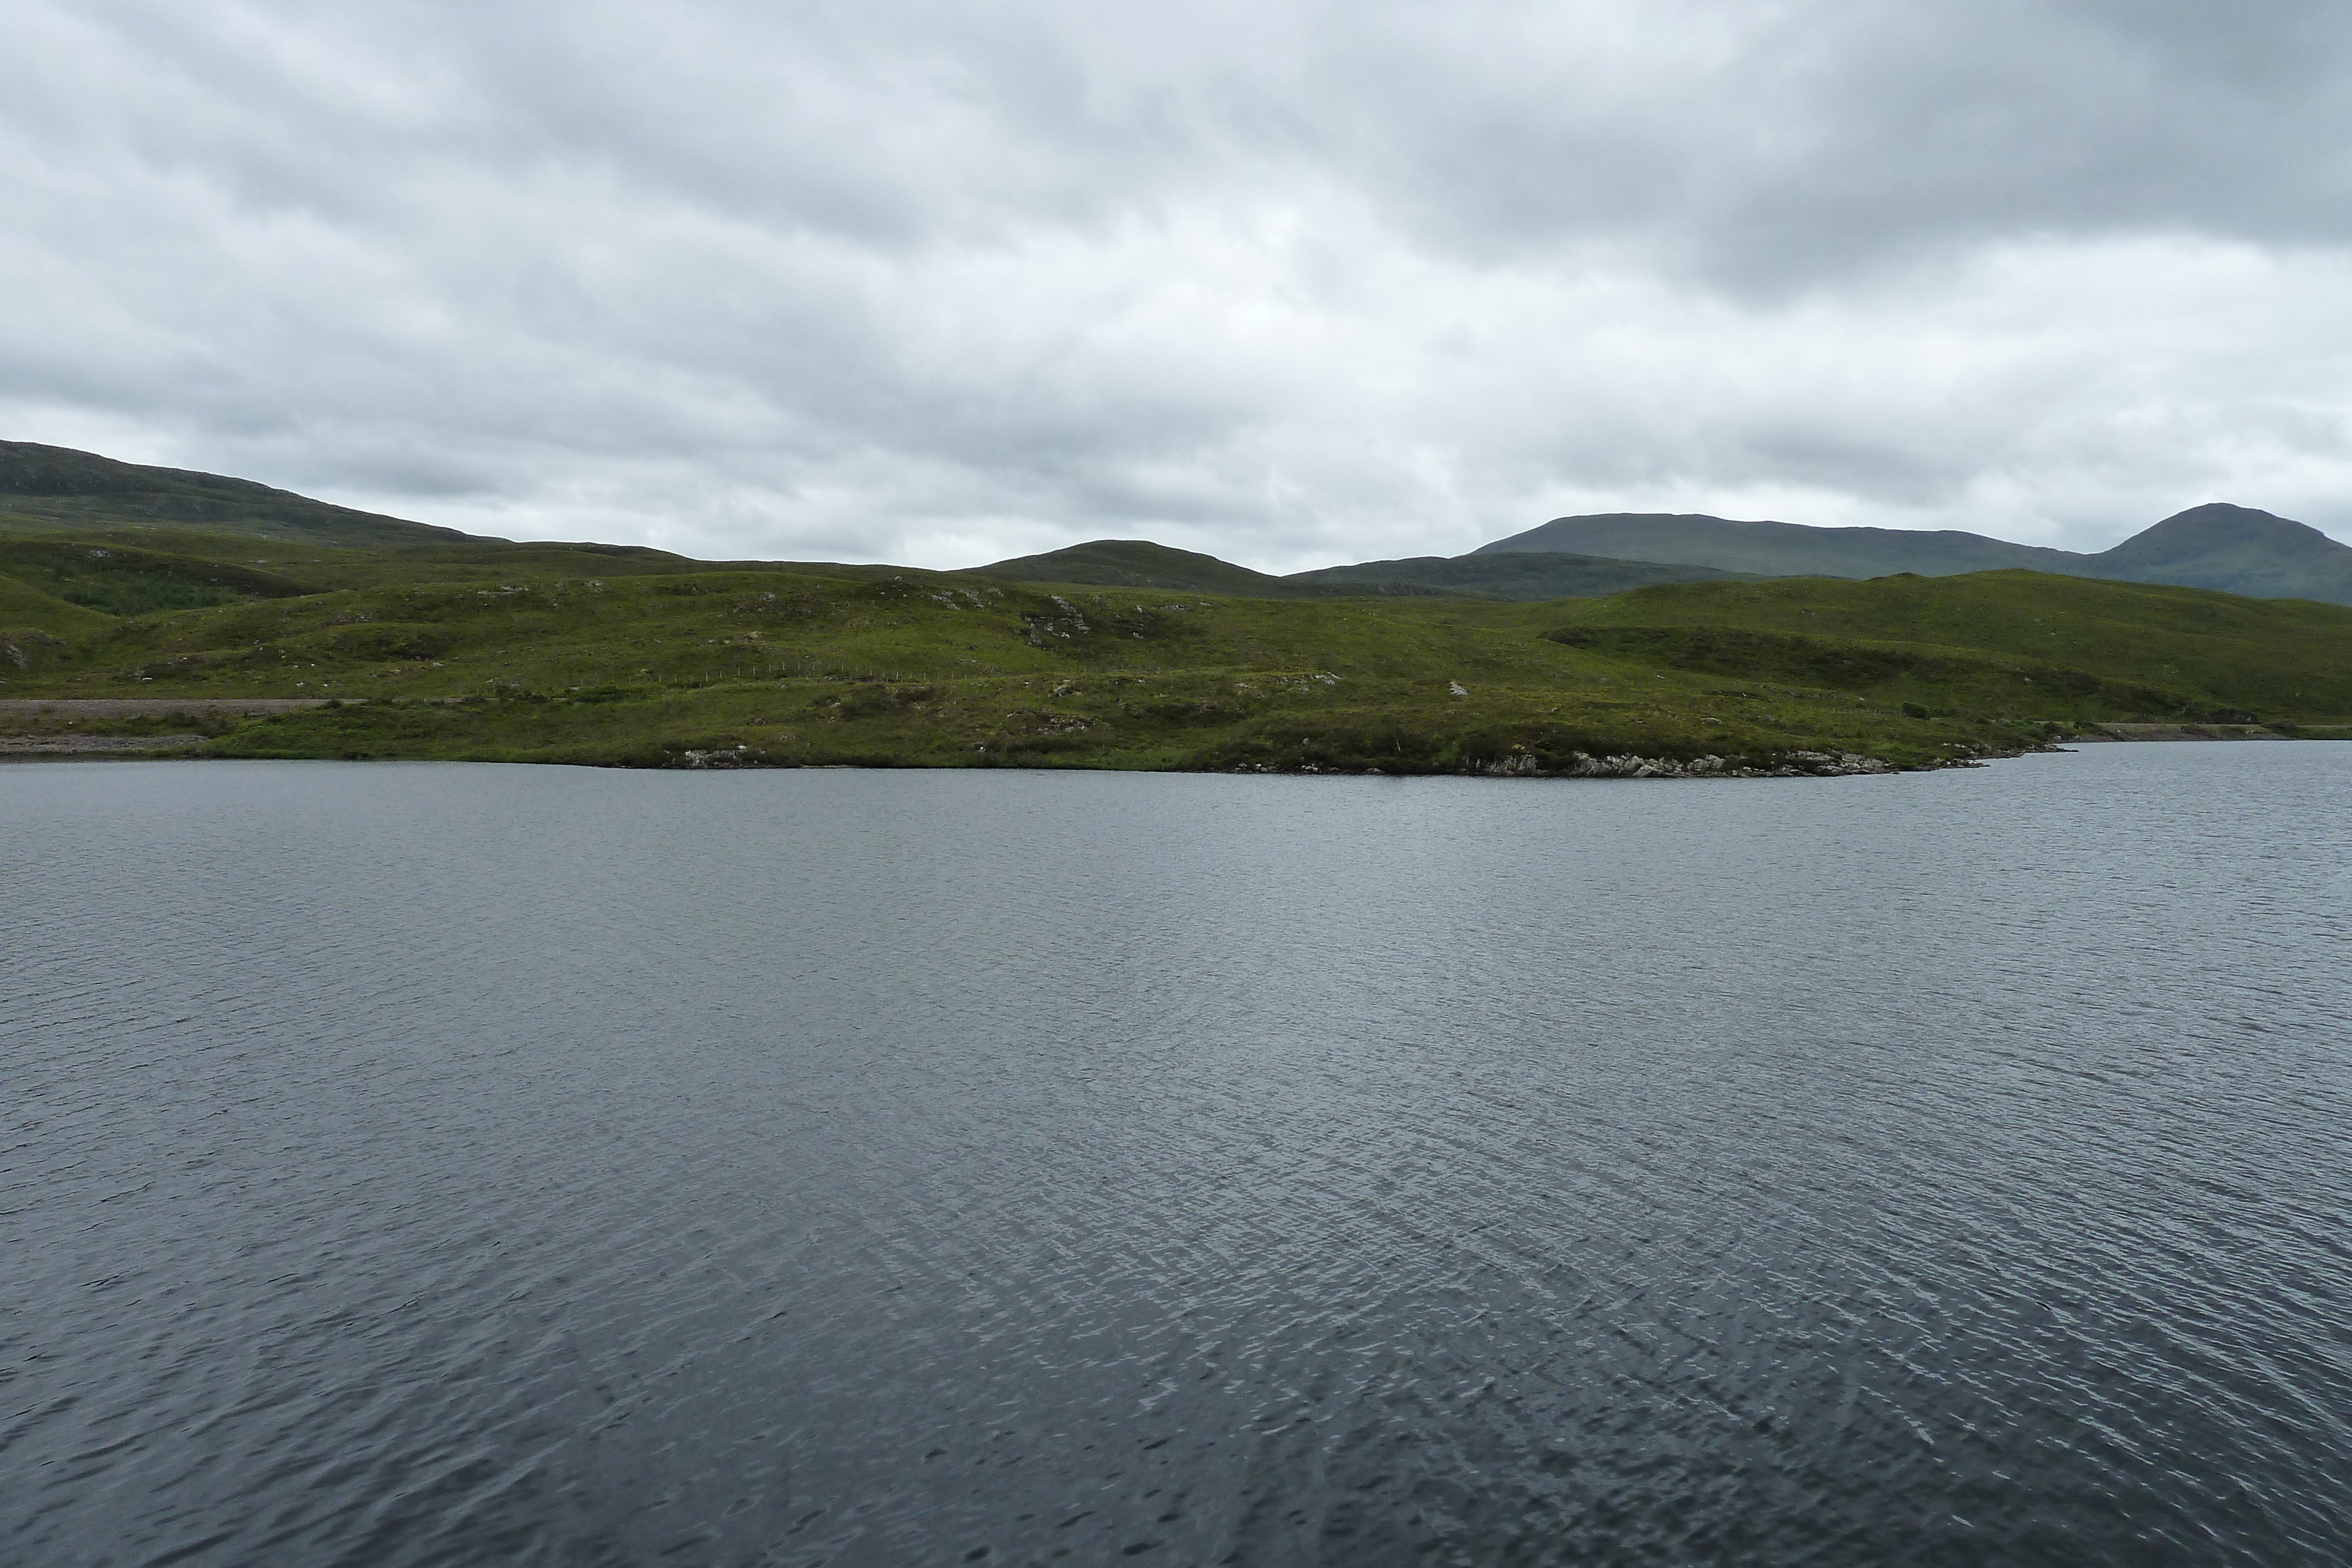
(5, 747, 2350, 1565)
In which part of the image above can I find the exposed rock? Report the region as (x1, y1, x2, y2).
(1228, 747, 1908, 779)
(674, 743, 764, 768)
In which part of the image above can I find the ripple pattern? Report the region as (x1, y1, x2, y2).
(5, 747, 2351, 1566)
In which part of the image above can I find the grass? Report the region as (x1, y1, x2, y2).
(4, 525, 2347, 774)
(973, 539, 1352, 597)
(0, 571, 113, 637)
(0, 540, 313, 616)
(1553, 571, 2352, 717)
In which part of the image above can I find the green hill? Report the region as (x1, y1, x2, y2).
(1476, 511, 2081, 578)
(973, 539, 1367, 597)
(0, 540, 314, 617)
(1286, 551, 1758, 600)
(6, 533, 2346, 771)
(0, 572, 113, 637)
(0, 441, 487, 547)
(0, 564, 2037, 772)
(1550, 570, 2352, 720)
(4, 442, 2345, 773)
(979, 541, 1752, 601)
(1473, 504, 2352, 606)
(2083, 504, 2352, 603)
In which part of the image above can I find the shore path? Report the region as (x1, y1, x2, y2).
(0, 698, 343, 717)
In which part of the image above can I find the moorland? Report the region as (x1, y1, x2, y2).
(4, 440, 2348, 774)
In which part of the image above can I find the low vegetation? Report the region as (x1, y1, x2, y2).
(5, 440, 2345, 774)
(6, 524, 2348, 774)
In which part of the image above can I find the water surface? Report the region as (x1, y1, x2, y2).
(7, 747, 2351, 1566)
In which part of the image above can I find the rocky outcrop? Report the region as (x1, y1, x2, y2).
(1478, 748, 1896, 779)
(1224, 748, 1919, 779)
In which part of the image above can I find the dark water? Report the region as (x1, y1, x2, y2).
(7, 747, 2351, 1567)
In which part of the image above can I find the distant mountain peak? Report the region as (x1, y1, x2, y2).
(0, 439, 486, 546)
(1473, 511, 2080, 578)
(2096, 503, 2336, 560)
(974, 538, 1310, 595)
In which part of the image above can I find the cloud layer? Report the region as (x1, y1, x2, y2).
(7, 0, 2352, 567)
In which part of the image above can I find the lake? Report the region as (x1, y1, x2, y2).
(6, 745, 2350, 1566)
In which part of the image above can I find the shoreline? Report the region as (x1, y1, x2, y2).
(2069, 722, 2300, 743)
(3, 700, 2339, 772)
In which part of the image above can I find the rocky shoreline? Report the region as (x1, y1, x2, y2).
(1225, 748, 1935, 779)
(2070, 722, 2293, 742)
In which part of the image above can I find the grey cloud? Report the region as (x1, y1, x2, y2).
(1273, 1, 2352, 283)
(5, 0, 2352, 568)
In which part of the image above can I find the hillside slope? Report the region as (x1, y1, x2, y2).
(7, 550, 2346, 771)
(1551, 570, 2352, 718)
(974, 539, 1371, 596)
(0, 540, 315, 616)
(0, 573, 114, 637)
(4, 445, 2344, 772)
(1284, 551, 1758, 600)
(2083, 504, 2352, 602)
(1474, 504, 2352, 605)
(0, 441, 487, 547)
(1476, 511, 2082, 577)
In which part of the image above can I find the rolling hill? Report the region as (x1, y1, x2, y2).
(974, 539, 1352, 596)
(1548, 571, 2352, 720)
(2084, 504, 2352, 602)
(0, 440, 488, 547)
(6, 524, 2348, 774)
(1474, 504, 2352, 605)
(1475, 511, 2081, 577)
(1285, 551, 1759, 600)
(4, 439, 2349, 774)
(979, 540, 1753, 600)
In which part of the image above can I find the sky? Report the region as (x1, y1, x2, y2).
(8, 1, 2352, 570)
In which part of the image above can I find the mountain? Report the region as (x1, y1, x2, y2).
(1471, 504, 2352, 605)
(1474, 511, 2082, 577)
(977, 538, 1495, 597)
(975, 540, 1758, 601)
(15, 437, 2350, 609)
(2080, 504, 2352, 603)
(975, 539, 1339, 595)
(1283, 551, 1759, 600)
(8, 440, 2350, 774)
(0, 440, 488, 547)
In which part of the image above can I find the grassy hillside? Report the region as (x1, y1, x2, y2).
(0, 540, 313, 616)
(1287, 551, 1758, 600)
(0, 569, 2024, 774)
(974, 539, 1382, 597)
(0, 440, 484, 547)
(1553, 571, 2352, 718)
(2084, 504, 2352, 603)
(6, 519, 2346, 773)
(1, 574, 114, 637)
(1474, 505, 2352, 606)
(982, 540, 1752, 601)
(1478, 512, 2084, 577)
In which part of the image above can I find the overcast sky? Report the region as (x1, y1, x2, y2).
(8, 1, 2352, 569)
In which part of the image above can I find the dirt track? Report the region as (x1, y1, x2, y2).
(2072, 723, 2293, 742)
(0, 698, 339, 717)
(0, 733, 208, 755)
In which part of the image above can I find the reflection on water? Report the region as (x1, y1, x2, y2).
(6, 747, 2351, 1566)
